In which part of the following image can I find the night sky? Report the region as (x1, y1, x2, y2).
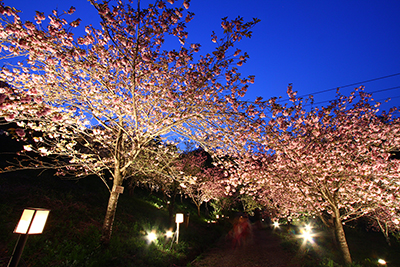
(5, 0, 400, 113)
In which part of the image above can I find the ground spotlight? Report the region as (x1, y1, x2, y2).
(146, 231, 157, 243)
(378, 259, 387, 265)
(299, 224, 315, 244)
(165, 230, 174, 238)
(300, 230, 313, 242)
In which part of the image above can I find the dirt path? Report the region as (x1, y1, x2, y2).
(191, 225, 301, 267)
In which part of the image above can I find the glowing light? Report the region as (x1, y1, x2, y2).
(299, 225, 315, 243)
(146, 231, 157, 243)
(175, 213, 184, 244)
(273, 221, 280, 228)
(378, 259, 387, 265)
(165, 230, 174, 238)
(14, 208, 50, 234)
(8, 208, 50, 267)
(175, 213, 184, 223)
(304, 224, 312, 232)
(301, 230, 313, 242)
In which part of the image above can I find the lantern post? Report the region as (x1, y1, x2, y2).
(8, 208, 50, 267)
(175, 213, 184, 244)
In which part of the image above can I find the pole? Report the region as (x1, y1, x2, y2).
(7, 234, 29, 267)
(176, 222, 180, 244)
(8, 209, 38, 267)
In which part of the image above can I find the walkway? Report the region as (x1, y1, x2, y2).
(191, 225, 301, 267)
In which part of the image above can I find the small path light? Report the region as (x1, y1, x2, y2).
(273, 221, 280, 228)
(301, 230, 313, 242)
(304, 224, 312, 232)
(8, 208, 50, 267)
(146, 230, 157, 243)
(165, 230, 174, 238)
(175, 213, 184, 244)
(299, 224, 315, 244)
(378, 259, 387, 265)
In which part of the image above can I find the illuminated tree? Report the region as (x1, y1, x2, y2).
(177, 149, 225, 216)
(0, 0, 262, 244)
(227, 86, 400, 264)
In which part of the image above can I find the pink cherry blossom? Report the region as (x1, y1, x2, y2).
(15, 128, 25, 137)
(0, 0, 261, 245)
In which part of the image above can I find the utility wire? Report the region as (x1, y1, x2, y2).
(367, 86, 400, 95)
(309, 86, 400, 106)
(278, 72, 400, 103)
(311, 96, 400, 107)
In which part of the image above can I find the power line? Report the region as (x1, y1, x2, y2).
(309, 87, 400, 106)
(368, 86, 400, 95)
(311, 98, 399, 107)
(278, 72, 400, 103)
(376, 95, 400, 101)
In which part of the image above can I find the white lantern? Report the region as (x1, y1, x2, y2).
(175, 213, 184, 244)
(14, 208, 50, 234)
(175, 213, 184, 223)
(8, 208, 50, 267)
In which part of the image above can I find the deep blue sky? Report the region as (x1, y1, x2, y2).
(5, 0, 400, 113)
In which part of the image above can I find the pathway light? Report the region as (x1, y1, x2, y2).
(304, 224, 312, 232)
(378, 259, 387, 265)
(146, 230, 157, 243)
(8, 208, 50, 267)
(165, 230, 174, 238)
(175, 213, 184, 244)
(299, 224, 315, 244)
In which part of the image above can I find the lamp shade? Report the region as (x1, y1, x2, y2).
(14, 208, 50, 234)
(175, 213, 184, 223)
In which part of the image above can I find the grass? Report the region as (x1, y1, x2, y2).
(272, 221, 400, 266)
(0, 171, 228, 267)
(2, 171, 399, 266)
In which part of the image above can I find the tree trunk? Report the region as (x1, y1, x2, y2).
(168, 182, 179, 227)
(321, 214, 338, 249)
(377, 219, 391, 246)
(384, 233, 391, 246)
(197, 204, 201, 217)
(333, 207, 352, 265)
(168, 194, 176, 227)
(128, 178, 136, 196)
(329, 227, 338, 249)
(100, 185, 121, 246)
(101, 127, 124, 246)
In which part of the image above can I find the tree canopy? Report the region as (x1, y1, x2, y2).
(224, 86, 400, 264)
(0, 0, 262, 244)
(1, 1, 399, 264)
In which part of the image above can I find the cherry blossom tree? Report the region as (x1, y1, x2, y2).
(225, 86, 400, 264)
(176, 149, 225, 216)
(126, 141, 190, 226)
(0, 0, 263, 244)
